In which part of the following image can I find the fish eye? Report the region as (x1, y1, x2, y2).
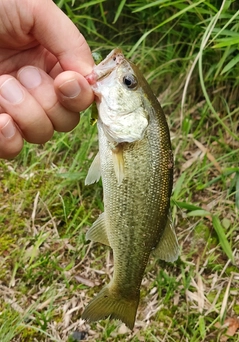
(123, 74, 138, 89)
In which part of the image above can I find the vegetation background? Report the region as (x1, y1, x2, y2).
(0, 0, 238, 341)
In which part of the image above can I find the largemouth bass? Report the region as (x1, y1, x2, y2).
(82, 49, 179, 330)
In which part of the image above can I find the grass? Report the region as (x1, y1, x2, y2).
(1, 0, 239, 341)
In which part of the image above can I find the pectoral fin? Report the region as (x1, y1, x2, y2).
(86, 213, 110, 246)
(85, 152, 101, 185)
(153, 216, 179, 262)
(111, 146, 124, 185)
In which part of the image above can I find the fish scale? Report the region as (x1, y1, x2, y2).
(82, 49, 179, 329)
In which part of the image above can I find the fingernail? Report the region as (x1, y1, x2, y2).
(1, 119, 16, 139)
(59, 79, 81, 98)
(0, 78, 24, 104)
(18, 66, 42, 89)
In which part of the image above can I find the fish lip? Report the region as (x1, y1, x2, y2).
(96, 71, 112, 82)
(87, 48, 125, 85)
(85, 70, 112, 86)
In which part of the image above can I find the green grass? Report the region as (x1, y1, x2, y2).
(1, 0, 239, 341)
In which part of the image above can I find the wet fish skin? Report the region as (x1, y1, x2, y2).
(82, 49, 179, 330)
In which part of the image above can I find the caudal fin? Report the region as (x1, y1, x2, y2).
(82, 285, 139, 330)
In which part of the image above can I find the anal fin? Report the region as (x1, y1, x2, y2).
(86, 213, 110, 246)
(153, 215, 179, 262)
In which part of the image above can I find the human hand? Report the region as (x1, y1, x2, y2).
(0, 0, 95, 159)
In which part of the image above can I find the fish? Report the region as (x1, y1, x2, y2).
(82, 48, 179, 330)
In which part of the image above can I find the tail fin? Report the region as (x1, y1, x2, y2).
(82, 285, 139, 330)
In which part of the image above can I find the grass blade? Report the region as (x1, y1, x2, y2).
(221, 53, 239, 74)
(128, 0, 205, 58)
(132, 0, 169, 13)
(187, 210, 211, 217)
(113, 0, 127, 24)
(212, 215, 234, 262)
(236, 172, 239, 209)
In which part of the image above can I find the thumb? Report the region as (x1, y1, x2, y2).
(31, 0, 94, 76)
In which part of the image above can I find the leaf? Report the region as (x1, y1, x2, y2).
(127, 0, 205, 58)
(212, 215, 234, 262)
(225, 317, 239, 338)
(213, 36, 239, 48)
(221, 53, 239, 75)
(174, 201, 202, 211)
(228, 171, 239, 209)
(187, 210, 211, 217)
(215, 317, 239, 342)
(199, 315, 206, 340)
(132, 0, 167, 12)
(74, 0, 106, 11)
(113, 0, 127, 24)
(172, 172, 186, 199)
(236, 172, 239, 209)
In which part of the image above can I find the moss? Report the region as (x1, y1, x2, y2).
(18, 328, 44, 342)
(233, 305, 239, 315)
(194, 222, 211, 241)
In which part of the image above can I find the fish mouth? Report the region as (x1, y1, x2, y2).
(87, 49, 125, 84)
(95, 71, 112, 82)
(86, 68, 115, 87)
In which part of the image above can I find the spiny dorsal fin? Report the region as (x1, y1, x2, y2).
(86, 213, 110, 246)
(153, 215, 179, 262)
(85, 152, 101, 185)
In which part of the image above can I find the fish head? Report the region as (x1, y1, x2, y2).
(91, 49, 149, 144)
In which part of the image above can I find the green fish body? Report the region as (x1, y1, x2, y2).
(83, 49, 179, 329)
